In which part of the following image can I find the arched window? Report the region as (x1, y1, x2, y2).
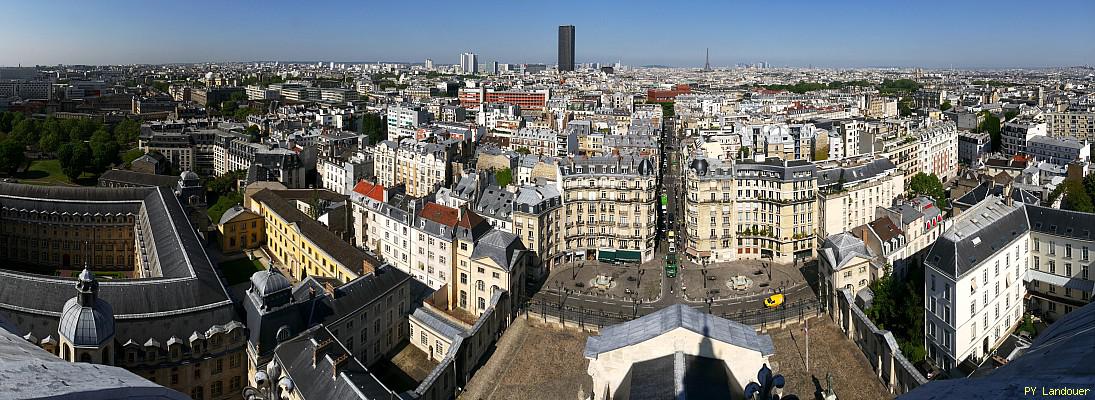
(79, 352, 92, 363)
(62, 344, 70, 361)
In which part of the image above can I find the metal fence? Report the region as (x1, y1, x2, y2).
(521, 297, 820, 330)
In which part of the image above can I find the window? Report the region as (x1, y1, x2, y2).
(214, 359, 223, 374)
(971, 300, 976, 315)
(230, 376, 241, 390)
(420, 332, 427, 345)
(211, 381, 223, 397)
(1066, 243, 1073, 258)
(478, 297, 486, 309)
(191, 387, 203, 400)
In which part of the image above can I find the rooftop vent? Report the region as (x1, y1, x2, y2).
(972, 237, 982, 246)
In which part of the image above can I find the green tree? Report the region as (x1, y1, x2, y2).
(1061, 178, 1095, 212)
(121, 148, 145, 167)
(1004, 110, 1019, 121)
(0, 139, 25, 174)
(977, 111, 1002, 152)
(940, 101, 952, 111)
(361, 113, 387, 145)
(58, 142, 91, 181)
(38, 130, 62, 154)
(494, 167, 512, 187)
(112, 119, 142, 145)
(0, 112, 17, 133)
(89, 129, 119, 171)
(9, 118, 40, 146)
(909, 172, 947, 208)
(207, 191, 244, 223)
(207, 170, 245, 195)
(515, 147, 531, 155)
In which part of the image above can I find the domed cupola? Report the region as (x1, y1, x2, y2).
(249, 263, 292, 309)
(57, 267, 116, 364)
(638, 158, 654, 176)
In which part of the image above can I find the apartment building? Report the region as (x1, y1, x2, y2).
(387, 104, 433, 141)
(816, 157, 904, 240)
(318, 156, 370, 196)
(513, 183, 564, 278)
(458, 87, 550, 109)
(510, 128, 560, 156)
(449, 211, 528, 317)
(819, 232, 880, 311)
(1045, 111, 1095, 141)
(915, 121, 959, 182)
(1025, 135, 1090, 166)
(684, 155, 818, 264)
(249, 189, 374, 284)
(372, 138, 456, 198)
(923, 198, 1028, 373)
(958, 131, 991, 165)
(1002, 119, 1047, 157)
(1025, 206, 1095, 323)
(559, 155, 658, 262)
(411, 202, 460, 289)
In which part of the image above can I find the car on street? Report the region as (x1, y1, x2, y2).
(764, 293, 785, 308)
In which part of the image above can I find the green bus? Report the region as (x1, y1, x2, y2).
(660, 194, 668, 207)
(665, 253, 678, 278)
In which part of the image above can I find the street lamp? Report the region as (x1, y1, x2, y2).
(242, 361, 294, 400)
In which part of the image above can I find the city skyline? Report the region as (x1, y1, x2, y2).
(0, 0, 1093, 68)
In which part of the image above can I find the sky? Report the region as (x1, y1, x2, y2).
(1, 0, 1093, 68)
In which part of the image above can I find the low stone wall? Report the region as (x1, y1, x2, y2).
(831, 287, 928, 395)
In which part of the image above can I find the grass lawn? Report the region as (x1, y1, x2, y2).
(13, 159, 97, 186)
(219, 258, 266, 285)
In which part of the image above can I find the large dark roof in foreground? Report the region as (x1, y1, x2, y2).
(0, 183, 237, 343)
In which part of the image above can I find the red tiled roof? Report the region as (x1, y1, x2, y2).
(457, 208, 486, 228)
(352, 180, 385, 202)
(420, 202, 459, 227)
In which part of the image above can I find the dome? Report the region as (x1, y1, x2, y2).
(180, 171, 199, 181)
(250, 268, 291, 298)
(638, 158, 654, 176)
(690, 158, 709, 176)
(58, 297, 115, 346)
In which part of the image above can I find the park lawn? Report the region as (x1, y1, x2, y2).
(219, 258, 266, 285)
(14, 159, 97, 186)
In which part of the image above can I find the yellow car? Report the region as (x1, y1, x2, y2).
(764, 293, 785, 308)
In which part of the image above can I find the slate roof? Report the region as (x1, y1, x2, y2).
(475, 185, 515, 222)
(584, 304, 774, 358)
(274, 325, 397, 400)
(817, 158, 898, 187)
(470, 230, 526, 272)
(924, 197, 1029, 279)
(820, 232, 873, 271)
(954, 181, 1004, 208)
(1025, 204, 1095, 240)
(410, 307, 466, 340)
(0, 183, 237, 345)
(98, 169, 180, 188)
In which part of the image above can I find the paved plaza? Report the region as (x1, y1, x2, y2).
(545, 260, 664, 302)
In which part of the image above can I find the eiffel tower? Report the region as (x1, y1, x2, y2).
(703, 48, 712, 72)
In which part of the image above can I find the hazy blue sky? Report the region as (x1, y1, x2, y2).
(1, 0, 1093, 68)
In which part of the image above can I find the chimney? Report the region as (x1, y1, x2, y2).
(313, 338, 333, 367)
(330, 354, 349, 380)
(322, 281, 336, 296)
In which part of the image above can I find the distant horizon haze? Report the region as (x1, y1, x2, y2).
(1, 0, 1092, 68)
